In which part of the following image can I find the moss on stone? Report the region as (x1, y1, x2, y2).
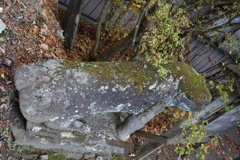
(60, 60, 158, 92)
(48, 154, 68, 160)
(163, 61, 212, 105)
(111, 153, 125, 160)
(58, 60, 211, 104)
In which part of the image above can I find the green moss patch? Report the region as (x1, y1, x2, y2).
(60, 60, 158, 92)
(163, 61, 212, 105)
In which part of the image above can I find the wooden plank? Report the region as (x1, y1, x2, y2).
(134, 142, 164, 160)
(190, 47, 213, 70)
(197, 50, 223, 73)
(82, 0, 102, 16)
(205, 105, 240, 136)
(133, 130, 168, 144)
(134, 95, 239, 159)
(88, 0, 105, 20)
(82, 0, 91, 9)
(185, 42, 205, 61)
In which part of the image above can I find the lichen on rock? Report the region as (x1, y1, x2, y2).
(59, 60, 158, 92)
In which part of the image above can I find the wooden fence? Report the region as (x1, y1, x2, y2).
(58, 0, 105, 22)
(132, 94, 240, 159)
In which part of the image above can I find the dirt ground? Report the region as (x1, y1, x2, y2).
(0, 1, 239, 160)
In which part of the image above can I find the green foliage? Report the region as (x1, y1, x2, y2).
(7, 141, 17, 150)
(48, 154, 69, 160)
(110, 153, 125, 160)
(142, 0, 188, 76)
(175, 116, 216, 160)
(208, 78, 235, 112)
(16, 145, 35, 156)
(0, 37, 5, 42)
(8, 141, 35, 157)
(50, 47, 55, 52)
(2, 27, 9, 35)
(1, 127, 9, 135)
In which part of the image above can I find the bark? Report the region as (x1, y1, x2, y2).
(98, 1, 153, 61)
(90, 0, 113, 60)
(63, 0, 83, 53)
(98, 0, 135, 52)
(97, 30, 134, 61)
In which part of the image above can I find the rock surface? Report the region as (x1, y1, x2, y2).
(0, 18, 6, 34)
(12, 59, 212, 158)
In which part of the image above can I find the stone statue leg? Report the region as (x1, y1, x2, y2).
(44, 118, 90, 134)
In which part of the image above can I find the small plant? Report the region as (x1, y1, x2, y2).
(1, 127, 9, 135)
(110, 153, 125, 160)
(3, 27, 9, 35)
(8, 141, 35, 157)
(175, 113, 216, 160)
(7, 141, 17, 150)
(16, 145, 35, 156)
(50, 47, 55, 52)
(0, 37, 5, 42)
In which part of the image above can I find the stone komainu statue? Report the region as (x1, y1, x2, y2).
(12, 59, 211, 158)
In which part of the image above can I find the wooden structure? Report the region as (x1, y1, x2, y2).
(58, 0, 105, 22)
(185, 40, 234, 77)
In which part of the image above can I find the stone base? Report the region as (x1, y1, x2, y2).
(10, 105, 125, 159)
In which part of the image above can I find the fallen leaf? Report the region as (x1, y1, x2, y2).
(1, 74, 5, 79)
(0, 47, 5, 54)
(1, 98, 6, 102)
(40, 44, 49, 50)
(129, 153, 136, 157)
(0, 85, 7, 92)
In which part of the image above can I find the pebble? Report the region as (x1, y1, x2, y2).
(40, 155, 48, 160)
(2, 58, 12, 67)
(56, 29, 65, 40)
(96, 156, 103, 160)
(0, 104, 8, 111)
(0, 18, 6, 34)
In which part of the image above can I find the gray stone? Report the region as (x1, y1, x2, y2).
(3, 58, 12, 67)
(56, 29, 65, 40)
(40, 155, 48, 160)
(12, 59, 212, 158)
(14, 60, 211, 125)
(96, 156, 103, 160)
(0, 18, 6, 34)
(10, 107, 124, 158)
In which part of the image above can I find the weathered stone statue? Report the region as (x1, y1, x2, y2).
(11, 59, 211, 159)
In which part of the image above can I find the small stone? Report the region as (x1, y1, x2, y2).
(40, 155, 48, 160)
(0, 18, 6, 34)
(0, 104, 8, 111)
(40, 44, 49, 50)
(0, 7, 3, 13)
(56, 29, 65, 40)
(17, 16, 24, 20)
(84, 153, 95, 159)
(96, 156, 103, 160)
(3, 58, 12, 67)
(74, 120, 84, 128)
